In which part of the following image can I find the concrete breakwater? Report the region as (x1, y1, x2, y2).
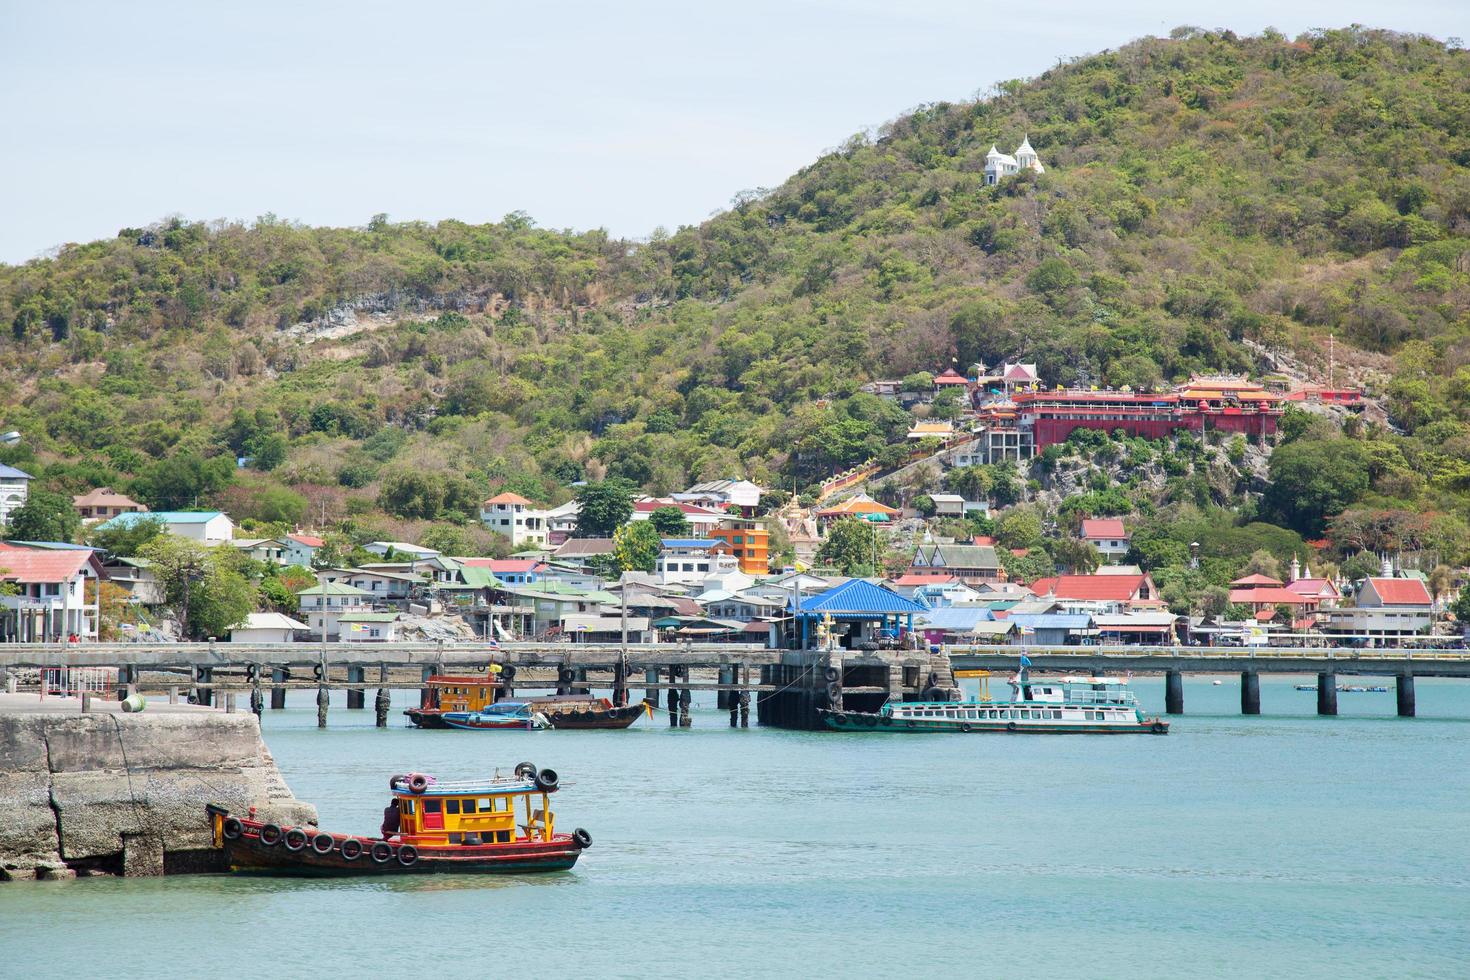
(0, 694, 316, 881)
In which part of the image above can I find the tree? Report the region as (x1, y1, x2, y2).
(1048, 538, 1099, 574)
(1449, 585, 1470, 627)
(4, 489, 81, 543)
(1339, 551, 1381, 584)
(141, 535, 254, 639)
(1242, 549, 1282, 580)
(995, 508, 1044, 550)
(1264, 439, 1370, 535)
(88, 514, 165, 557)
(377, 470, 479, 521)
(130, 452, 234, 510)
(816, 517, 878, 577)
(575, 479, 636, 537)
(914, 495, 937, 518)
(612, 520, 662, 574)
(648, 506, 690, 537)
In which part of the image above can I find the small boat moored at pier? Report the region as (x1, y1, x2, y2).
(441, 701, 549, 730)
(405, 672, 650, 730)
(207, 764, 590, 876)
(820, 673, 1168, 735)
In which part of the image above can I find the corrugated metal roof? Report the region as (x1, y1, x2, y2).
(1008, 613, 1092, 629)
(916, 608, 996, 631)
(796, 579, 926, 615)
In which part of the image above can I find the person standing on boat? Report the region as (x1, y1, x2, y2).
(381, 801, 401, 839)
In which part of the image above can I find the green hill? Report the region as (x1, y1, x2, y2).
(3, 26, 1470, 574)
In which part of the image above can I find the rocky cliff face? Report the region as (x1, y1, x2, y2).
(0, 709, 316, 880)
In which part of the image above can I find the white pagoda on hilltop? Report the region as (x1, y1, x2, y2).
(984, 137, 1045, 185)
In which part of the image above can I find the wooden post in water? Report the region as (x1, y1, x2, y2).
(347, 665, 365, 709)
(1240, 670, 1260, 715)
(375, 664, 390, 728)
(317, 685, 329, 728)
(1165, 669, 1184, 715)
(716, 666, 731, 710)
(271, 667, 287, 709)
(612, 656, 627, 707)
(1316, 672, 1337, 716)
(1396, 673, 1415, 718)
(679, 684, 692, 727)
(667, 666, 679, 727)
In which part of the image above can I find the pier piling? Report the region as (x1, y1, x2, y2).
(346, 666, 365, 709)
(374, 686, 390, 727)
(644, 668, 660, 708)
(1165, 669, 1184, 715)
(316, 685, 329, 728)
(1240, 670, 1260, 715)
(667, 666, 679, 727)
(192, 666, 213, 707)
(1316, 672, 1338, 716)
(680, 687, 692, 727)
(1396, 673, 1415, 718)
(270, 668, 287, 709)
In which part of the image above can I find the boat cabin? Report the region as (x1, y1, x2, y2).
(429, 674, 500, 712)
(388, 774, 555, 846)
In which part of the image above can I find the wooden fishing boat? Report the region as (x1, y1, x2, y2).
(405, 672, 649, 731)
(441, 701, 550, 730)
(821, 673, 1169, 735)
(207, 764, 591, 876)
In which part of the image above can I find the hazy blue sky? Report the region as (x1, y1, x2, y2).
(0, 1, 1464, 262)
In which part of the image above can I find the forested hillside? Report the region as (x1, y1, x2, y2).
(2, 26, 1469, 567)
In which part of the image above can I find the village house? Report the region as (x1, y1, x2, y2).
(814, 494, 901, 533)
(296, 582, 374, 640)
(656, 539, 736, 587)
(100, 556, 164, 606)
(544, 501, 580, 545)
(72, 487, 147, 523)
(1320, 576, 1435, 639)
(230, 538, 288, 564)
(0, 464, 33, 526)
(1080, 519, 1131, 564)
(552, 537, 616, 569)
(630, 499, 726, 538)
(1028, 573, 1161, 614)
(0, 544, 104, 642)
(709, 517, 770, 575)
(928, 494, 967, 519)
(456, 557, 545, 585)
(228, 612, 309, 643)
(672, 478, 764, 517)
(1228, 574, 1315, 624)
(363, 541, 440, 561)
(96, 510, 235, 546)
(478, 492, 551, 547)
(909, 542, 1005, 586)
(338, 611, 402, 643)
(283, 533, 323, 568)
(906, 420, 955, 442)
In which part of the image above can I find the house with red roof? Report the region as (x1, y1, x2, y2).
(456, 557, 546, 585)
(284, 533, 324, 568)
(0, 543, 105, 641)
(1080, 518, 1130, 564)
(1029, 572, 1161, 612)
(1320, 576, 1434, 639)
(630, 499, 726, 538)
(933, 367, 969, 388)
(479, 492, 551, 548)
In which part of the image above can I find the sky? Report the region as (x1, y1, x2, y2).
(0, 0, 1465, 263)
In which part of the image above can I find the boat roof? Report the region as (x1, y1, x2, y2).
(391, 774, 539, 796)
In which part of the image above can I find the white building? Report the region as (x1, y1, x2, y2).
(296, 581, 374, 640)
(95, 510, 235, 546)
(338, 611, 401, 643)
(283, 533, 323, 568)
(229, 612, 309, 643)
(1321, 577, 1434, 639)
(479, 492, 551, 547)
(363, 541, 440, 561)
(928, 494, 966, 518)
(230, 538, 288, 563)
(672, 479, 764, 516)
(0, 464, 32, 526)
(983, 137, 1045, 186)
(656, 539, 731, 587)
(0, 546, 103, 641)
(1080, 519, 1131, 564)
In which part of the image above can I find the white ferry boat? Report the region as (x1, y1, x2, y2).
(820, 673, 1168, 735)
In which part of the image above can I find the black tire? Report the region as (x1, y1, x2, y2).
(960, 723, 972, 733)
(572, 827, 592, 849)
(825, 681, 841, 702)
(1006, 722, 1018, 732)
(313, 663, 325, 681)
(221, 817, 243, 840)
(857, 640, 878, 651)
(339, 838, 363, 860)
(534, 768, 559, 792)
(370, 841, 394, 864)
(245, 663, 258, 681)
(258, 823, 283, 846)
(823, 666, 840, 682)
(862, 715, 878, 728)
(905, 720, 916, 729)
(408, 774, 429, 794)
(831, 712, 848, 725)
(284, 828, 308, 851)
(388, 774, 408, 791)
(879, 717, 893, 727)
(923, 687, 945, 702)
(1151, 721, 1167, 734)
(501, 664, 516, 682)
(557, 667, 575, 683)
(397, 844, 418, 867)
(514, 761, 536, 778)
(311, 833, 335, 855)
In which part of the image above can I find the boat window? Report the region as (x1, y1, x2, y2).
(446, 799, 461, 815)
(402, 799, 415, 814)
(461, 798, 477, 814)
(425, 800, 441, 813)
(478, 798, 492, 810)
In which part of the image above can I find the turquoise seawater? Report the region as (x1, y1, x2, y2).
(2, 675, 1467, 979)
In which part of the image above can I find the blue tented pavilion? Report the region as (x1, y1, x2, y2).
(789, 579, 926, 649)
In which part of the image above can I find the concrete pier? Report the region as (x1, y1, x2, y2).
(270, 667, 287, 709)
(1317, 672, 1338, 716)
(346, 665, 365, 709)
(1165, 670, 1184, 715)
(1397, 673, 1415, 718)
(1240, 670, 1260, 715)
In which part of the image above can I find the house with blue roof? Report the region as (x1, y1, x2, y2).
(656, 537, 735, 587)
(0, 463, 33, 526)
(788, 578, 926, 650)
(96, 510, 235, 546)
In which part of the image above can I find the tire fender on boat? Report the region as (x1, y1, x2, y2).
(1006, 722, 1018, 732)
(514, 761, 537, 779)
(534, 768, 559, 792)
(221, 817, 243, 840)
(879, 716, 893, 727)
(823, 666, 840, 682)
(311, 833, 335, 855)
(1151, 721, 1167, 734)
(961, 723, 972, 733)
(339, 838, 363, 860)
(572, 828, 592, 849)
(370, 841, 395, 864)
(831, 712, 848, 725)
(397, 844, 418, 867)
(258, 823, 283, 846)
(408, 773, 430, 794)
(283, 828, 308, 851)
